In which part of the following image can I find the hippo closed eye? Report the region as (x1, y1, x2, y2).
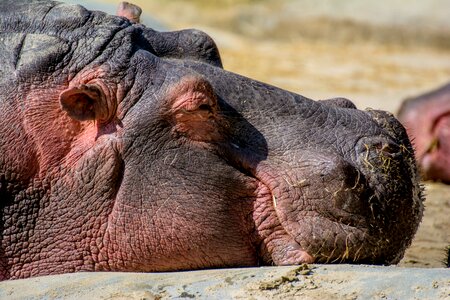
(0, 1, 423, 280)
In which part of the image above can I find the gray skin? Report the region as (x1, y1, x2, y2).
(0, 1, 423, 280)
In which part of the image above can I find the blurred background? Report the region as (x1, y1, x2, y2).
(63, 0, 450, 267)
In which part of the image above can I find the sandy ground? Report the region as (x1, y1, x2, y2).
(93, 0, 450, 268)
(1, 265, 449, 299)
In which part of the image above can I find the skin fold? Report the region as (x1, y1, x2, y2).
(0, 1, 423, 280)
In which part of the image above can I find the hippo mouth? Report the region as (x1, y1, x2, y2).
(246, 110, 422, 266)
(253, 172, 317, 264)
(250, 158, 377, 265)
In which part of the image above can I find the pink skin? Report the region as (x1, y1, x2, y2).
(3, 72, 259, 278)
(420, 113, 450, 182)
(9, 59, 361, 279)
(116, 2, 142, 23)
(398, 88, 450, 183)
(2, 66, 420, 279)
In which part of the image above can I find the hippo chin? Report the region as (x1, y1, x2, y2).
(0, 1, 423, 280)
(398, 82, 450, 183)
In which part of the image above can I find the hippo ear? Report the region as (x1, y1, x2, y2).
(169, 77, 223, 142)
(116, 2, 142, 23)
(59, 84, 112, 123)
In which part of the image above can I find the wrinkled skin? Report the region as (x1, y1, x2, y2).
(398, 82, 450, 183)
(0, 1, 423, 280)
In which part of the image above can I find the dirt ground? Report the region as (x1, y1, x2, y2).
(97, 0, 450, 268)
(2, 265, 448, 299)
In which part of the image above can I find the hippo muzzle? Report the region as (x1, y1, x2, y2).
(227, 101, 423, 266)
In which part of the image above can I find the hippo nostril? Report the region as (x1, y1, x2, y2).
(356, 137, 403, 173)
(353, 136, 412, 208)
(357, 137, 401, 157)
(372, 141, 401, 158)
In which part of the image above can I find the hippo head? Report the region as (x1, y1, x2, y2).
(0, 1, 423, 279)
(398, 83, 450, 183)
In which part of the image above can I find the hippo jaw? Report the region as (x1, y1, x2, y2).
(245, 110, 423, 266)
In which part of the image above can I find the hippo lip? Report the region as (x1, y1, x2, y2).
(249, 152, 402, 265)
(219, 146, 317, 263)
(251, 169, 317, 264)
(256, 172, 373, 264)
(253, 165, 376, 264)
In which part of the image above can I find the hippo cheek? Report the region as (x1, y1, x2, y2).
(102, 155, 261, 272)
(253, 152, 374, 265)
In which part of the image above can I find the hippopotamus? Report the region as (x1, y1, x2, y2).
(398, 82, 450, 183)
(0, 1, 423, 280)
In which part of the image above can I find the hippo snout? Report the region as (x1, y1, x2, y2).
(249, 104, 423, 266)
